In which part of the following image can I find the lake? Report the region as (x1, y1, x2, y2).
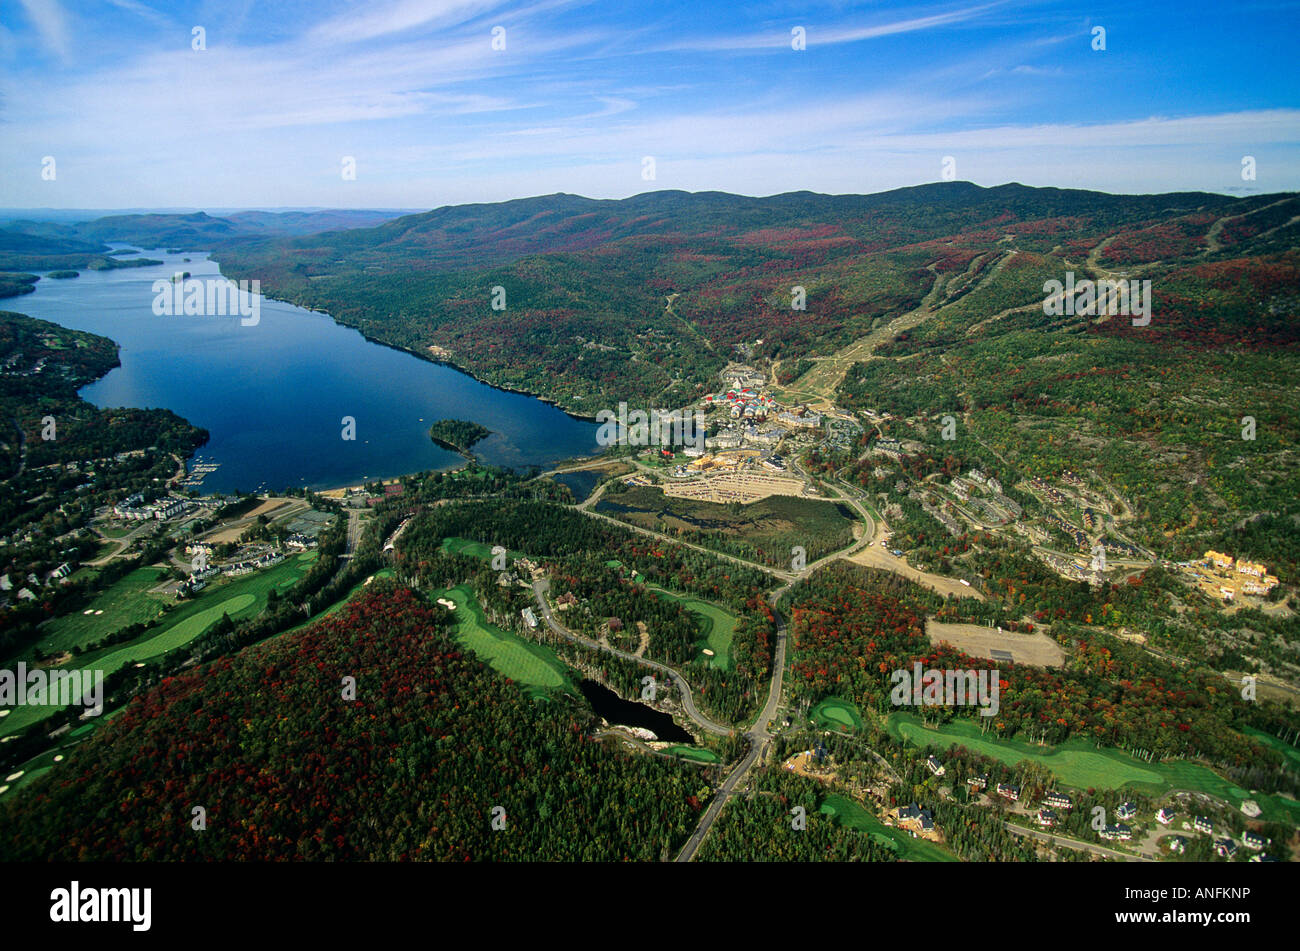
(16, 248, 598, 493)
(578, 679, 694, 743)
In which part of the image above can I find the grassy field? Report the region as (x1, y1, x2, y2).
(0, 707, 128, 801)
(811, 697, 863, 732)
(39, 567, 172, 654)
(820, 793, 957, 862)
(2, 553, 319, 738)
(433, 584, 572, 693)
(1244, 727, 1300, 771)
(889, 713, 1300, 824)
(646, 585, 737, 669)
(440, 536, 496, 559)
(660, 745, 720, 763)
(92, 595, 257, 673)
(596, 485, 858, 566)
(440, 536, 527, 562)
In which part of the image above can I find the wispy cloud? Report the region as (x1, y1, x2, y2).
(1, 0, 1297, 207)
(308, 0, 503, 45)
(105, 0, 172, 28)
(16, 0, 69, 59)
(657, 2, 1003, 52)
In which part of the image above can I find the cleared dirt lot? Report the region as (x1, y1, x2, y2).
(200, 497, 305, 543)
(926, 619, 1065, 668)
(848, 545, 985, 601)
(663, 471, 810, 503)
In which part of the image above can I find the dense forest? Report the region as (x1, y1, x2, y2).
(427, 418, 492, 454)
(1, 584, 709, 860)
(784, 561, 1287, 768)
(393, 498, 776, 724)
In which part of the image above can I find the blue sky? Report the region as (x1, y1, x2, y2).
(1, 0, 1297, 209)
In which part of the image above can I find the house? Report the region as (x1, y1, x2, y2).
(897, 803, 934, 832)
(16, 587, 36, 601)
(995, 783, 1020, 801)
(1043, 792, 1073, 810)
(926, 755, 946, 777)
(520, 607, 538, 629)
(1036, 808, 1057, 828)
(176, 578, 207, 598)
(1116, 802, 1137, 821)
(1213, 838, 1238, 859)
(1100, 824, 1133, 841)
(1156, 807, 1176, 825)
(1166, 836, 1188, 854)
(966, 773, 988, 791)
(1242, 830, 1267, 851)
(1193, 816, 1213, 835)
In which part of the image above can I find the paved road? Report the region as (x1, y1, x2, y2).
(531, 579, 733, 736)
(1003, 821, 1152, 862)
(675, 581, 792, 862)
(580, 505, 794, 582)
(340, 509, 363, 559)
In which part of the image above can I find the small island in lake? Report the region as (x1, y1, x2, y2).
(47, 270, 80, 279)
(429, 418, 492, 456)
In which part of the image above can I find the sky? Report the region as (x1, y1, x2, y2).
(0, 0, 1298, 210)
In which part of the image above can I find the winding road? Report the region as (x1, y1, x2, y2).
(531, 578, 733, 736)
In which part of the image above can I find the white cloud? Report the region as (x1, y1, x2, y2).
(658, 2, 1003, 52)
(17, 0, 69, 59)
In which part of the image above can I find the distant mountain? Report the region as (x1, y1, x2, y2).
(224, 208, 416, 236)
(0, 207, 415, 268)
(0, 229, 107, 255)
(211, 181, 1299, 406)
(0, 228, 154, 272)
(74, 210, 243, 249)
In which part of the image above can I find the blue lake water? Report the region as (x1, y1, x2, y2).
(16, 248, 598, 493)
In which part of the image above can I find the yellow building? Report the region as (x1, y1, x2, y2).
(1235, 560, 1268, 578)
(1205, 550, 1234, 571)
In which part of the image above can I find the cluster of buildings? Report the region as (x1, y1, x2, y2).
(113, 493, 191, 522)
(872, 437, 904, 460)
(220, 549, 285, 577)
(913, 492, 963, 537)
(672, 367, 843, 476)
(0, 564, 74, 605)
(1030, 476, 1070, 506)
(1198, 551, 1280, 600)
(1042, 512, 1088, 548)
(703, 385, 777, 422)
(947, 470, 1022, 525)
